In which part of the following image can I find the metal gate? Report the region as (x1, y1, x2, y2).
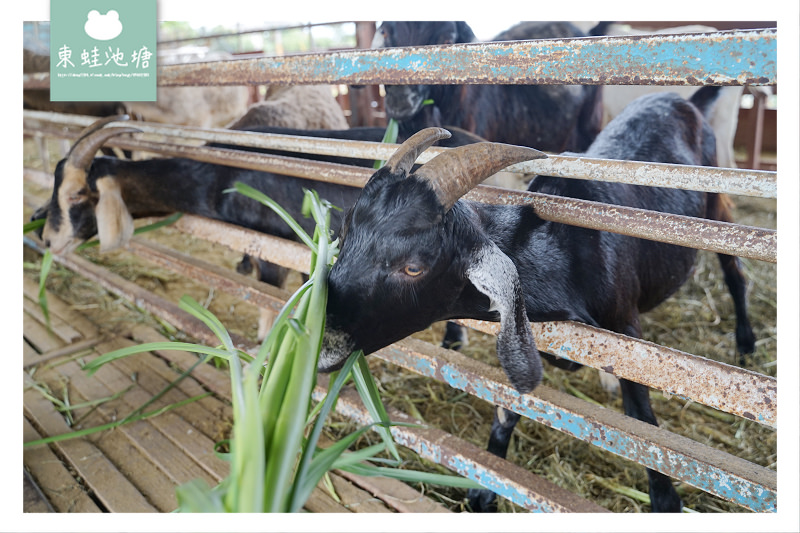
(22, 24, 778, 513)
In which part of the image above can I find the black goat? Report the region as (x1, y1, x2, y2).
(373, 21, 604, 153)
(31, 117, 500, 343)
(32, 117, 494, 256)
(320, 86, 755, 512)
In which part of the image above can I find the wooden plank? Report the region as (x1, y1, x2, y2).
(24, 469, 55, 513)
(23, 339, 43, 370)
(328, 473, 394, 513)
(85, 336, 230, 482)
(304, 485, 353, 513)
(23, 311, 66, 354)
(23, 419, 100, 513)
(23, 378, 157, 512)
(335, 469, 452, 513)
(110, 328, 234, 444)
(24, 336, 105, 370)
(54, 347, 220, 489)
(23, 276, 100, 339)
(86, 425, 182, 512)
(23, 297, 83, 344)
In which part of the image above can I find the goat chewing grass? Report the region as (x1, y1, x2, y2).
(82, 187, 480, 512)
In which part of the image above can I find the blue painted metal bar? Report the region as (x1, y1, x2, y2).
(375, 337, 777, 512)
(312, 375, 610, 513)
(459, 319, 777, 428)
(148, 29, 776, 87)
(23, 214, 776, 512)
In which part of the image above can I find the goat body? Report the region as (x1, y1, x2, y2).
(321, 87, 755, 512)
(226, 85, 349, 131)
(373, 21, 604, 152)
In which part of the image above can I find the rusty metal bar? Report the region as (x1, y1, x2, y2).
(25, 181, 777, 430)
(459, 319, 776, 428)
(22, 110, 779, 198)
(21, 127, 778, 263)
(314, 374, 610, 513)
(22, 235, 775, 511)
(22, 235, 607, 512)
(24, 181, 779, 429)
(23, 29, 777, 89)
(374, 338, 776, 512)
(126, 237, 291, 317)
(465, 186, 777, 263)
(172, 215, 313, 275)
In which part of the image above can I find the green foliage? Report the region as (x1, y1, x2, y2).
(81, 186, 480, 512)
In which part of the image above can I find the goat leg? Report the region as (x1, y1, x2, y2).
(716, 252, 756, 364)
(466, 406, 522, 512)
(618, 378, 683, 512)
(441, 321, 469, 350)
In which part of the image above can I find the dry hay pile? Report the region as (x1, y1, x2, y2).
(22, 136, 777, 513)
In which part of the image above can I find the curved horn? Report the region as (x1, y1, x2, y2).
(384, 127, 451, 175)
(66, 126, 142, 171)
(412, 142, 547, 211)
(67, 114, 130, 158)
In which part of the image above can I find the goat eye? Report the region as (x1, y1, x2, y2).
(67, 189, 88, 204)
(403, 265, 424, 277)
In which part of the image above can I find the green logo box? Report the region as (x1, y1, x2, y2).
(50, 0, 157, 101)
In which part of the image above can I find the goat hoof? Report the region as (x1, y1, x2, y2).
(466, 488, 498, 513)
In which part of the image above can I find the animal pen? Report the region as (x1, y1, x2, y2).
(22, 24, 778, 516)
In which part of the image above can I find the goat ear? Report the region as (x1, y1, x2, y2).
(466, 242, 542, 393)
(95, 178, 133, 252)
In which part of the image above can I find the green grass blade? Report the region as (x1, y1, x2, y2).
(24, 218, 45, 234)
(339, 462, 484, 490)
(230, 182, 316, 252)
(175, 479, 226, 512)
(37, 250, 53, 328)
(262, 245, 329, 512)
(289, 424, 377, 512)
(352, 353, 400, 462)
(24, 392, 211, 448)
(289, 350, 361, 511)
(83, 342, 232, 376)
(373, 118, 399, 169)
(179, 295, 235, 352)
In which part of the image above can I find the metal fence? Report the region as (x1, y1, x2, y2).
(22, 26, 778, 513)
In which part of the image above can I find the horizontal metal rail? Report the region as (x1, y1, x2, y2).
(22, 111, 779, 198)
(22, 26, 778, 512)
(20, 234, 607, 513)
(22, 184, 777, 428)
(21, 124, 777, 263)
(20, 232, 776, 511)
(23, 29, 777, 89)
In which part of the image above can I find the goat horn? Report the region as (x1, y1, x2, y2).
(384, 127, 452, 175)
(66, 125, 142, 171)
(66, 114, 130, 158)
(412, 142, 547, 211)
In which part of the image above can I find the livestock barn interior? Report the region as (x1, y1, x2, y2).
(21, 18, 788, 527)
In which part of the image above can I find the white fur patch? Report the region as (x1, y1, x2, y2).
(318, 328, 355, 372)
(95, 178, 133, 252)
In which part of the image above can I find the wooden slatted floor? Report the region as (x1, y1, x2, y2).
(22, 276, 449, 514)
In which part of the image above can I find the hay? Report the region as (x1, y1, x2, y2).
(22, 135, 776, 512)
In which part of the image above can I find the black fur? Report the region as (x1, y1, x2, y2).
(324, 87, 755, 513)
(374, 21, 604, 152)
